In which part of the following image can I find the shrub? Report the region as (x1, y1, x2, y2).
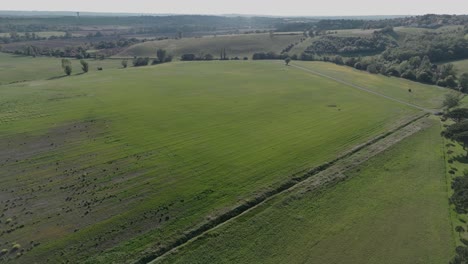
(132, 57, 150, 67)
(401, 70, 416, 80)
(121, 60, 128, 68)
(64, 65, 72, 76)
(181, 54, 196, 61)
(11, 243, 20, 251)
(80, 60, 89, 73)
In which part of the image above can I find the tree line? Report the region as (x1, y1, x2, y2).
(441, 102, 468, 263)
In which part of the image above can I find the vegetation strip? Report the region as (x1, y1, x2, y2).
(139, 113, 428, 264)
(290, 63, 435, 113)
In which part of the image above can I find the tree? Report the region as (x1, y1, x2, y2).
(460, 73, 468, 92)
(445, 108, 468, 123)
(64, 65, 72, 76)
(440, 63, 457, 79)
(456, 226, 466, 238)
(445, 75, 458, 88)
(181, 54, 196, 61)
(401, 70, 416, 80)
(132, 57, 150, 67)
(80, 60, 89, 73)
(156, 49, 167, 63)
(443, 92, 462, 110)
(285, 57, 291, 66)
(121, 60, 128, 68)
(442, 121, 468, 158)
(61, 59, 71, 69)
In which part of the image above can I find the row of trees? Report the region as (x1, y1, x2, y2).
(442, 104, 468, 264)
(10, 45, 91, 58)
(382, 29, 468, 62)
(289, 51, 468, 92)
(347, 55, 468, 91)
(130, 49, 173, 67)
(252, 52, 289, 60)
(60, 59, 89, 76)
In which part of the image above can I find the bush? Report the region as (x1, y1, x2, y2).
(121, 60, 128, 68)
(133, 57, 150, 67)
(416, 71, 434, 84)
(11, 244, 20, 251)
(366, 64, 379, 74)
(80, 60, 89, 73)
(401, 70, 416, 80)
(181, 54, 196, 61)
(64, 65, 72, 76)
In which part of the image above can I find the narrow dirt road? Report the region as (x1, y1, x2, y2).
(290, 63, 437, 114)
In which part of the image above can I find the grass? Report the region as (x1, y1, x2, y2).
(0, 52, 124, 85)
(293, 61, 447, 110)
(115, 33, 303, 59)
(334, 28, 377, 37)
(0, 60, 425, 263)
(450, 59, 468, 77)
(157, 118, 454, 264)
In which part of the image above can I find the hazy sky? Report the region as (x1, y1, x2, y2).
(2, 0, 468, 16)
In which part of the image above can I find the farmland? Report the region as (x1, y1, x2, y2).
(116, 33, 304, 59)
(156, 118, 454, 264)
(0, 59, 435, 263)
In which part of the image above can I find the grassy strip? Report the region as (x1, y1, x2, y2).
(139, 113, 428, 263)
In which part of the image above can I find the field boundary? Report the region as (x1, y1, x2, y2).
(290, 63, 437, 113)
(138, 113, 429, 264)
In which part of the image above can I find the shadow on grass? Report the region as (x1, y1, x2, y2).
(453, 154, 468, 164)
(47, 75, 68, 80)
(48, 73, 85, 80)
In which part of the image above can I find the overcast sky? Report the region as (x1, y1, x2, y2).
(2, 0, 468, 16)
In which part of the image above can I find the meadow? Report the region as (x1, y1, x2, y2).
(0, 53, 123, 85)
(0, 60, 427, 263)
(157, 118, 454, 264)
(292, 61, 446, 110)
(449, 59, 468, 77)
(115, 33, 303, 59)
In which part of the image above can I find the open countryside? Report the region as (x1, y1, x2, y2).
(0, 4, 467, 264)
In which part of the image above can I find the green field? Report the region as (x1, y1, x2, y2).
(157, 118, 454, 264)
(116, 33, 303, 59)
(293, 61, 446, 110)
(449, 59, 468, 77)
(334, 28, 377, 37)
(0, 52, 123, 85)
(0, 60, 430, 263)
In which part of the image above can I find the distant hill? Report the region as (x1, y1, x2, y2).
(116, 33, 304, 59)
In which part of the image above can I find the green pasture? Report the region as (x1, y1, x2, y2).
(158, 119, 454, 264)
(293, 61, 447, 110)
(0, 52, 123, 85)
(0, 60, 426, 263)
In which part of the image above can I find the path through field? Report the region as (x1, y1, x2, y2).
(290, 63, 437, 113)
